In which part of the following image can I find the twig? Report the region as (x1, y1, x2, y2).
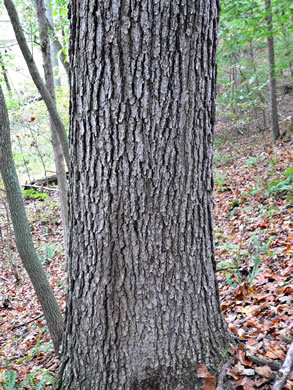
(272, 341, 293, 390)
(216, 267, 238, 273)
(246, 352, 281, 370)
(20, 184, 59, 192)
(11, 314, 44, 330)
(216, 357, 233, 390)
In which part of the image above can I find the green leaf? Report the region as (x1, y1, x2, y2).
(284, 167, 293, 177)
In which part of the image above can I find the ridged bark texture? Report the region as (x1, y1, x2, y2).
(56, 0, 229, 389)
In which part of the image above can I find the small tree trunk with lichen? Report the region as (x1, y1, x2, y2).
(34, 0, 69, 251)
(4, 0, 69, 167)
(0, 86, 63, 354)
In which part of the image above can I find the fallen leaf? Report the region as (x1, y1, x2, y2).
(236, 375, 255, 390)
(255, 365, 273, 378)
(197, 364, 216, 388)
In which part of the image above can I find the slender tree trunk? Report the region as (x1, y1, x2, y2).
(35, 0, 69, 251)
(289, 63, 293, 77)
(0, 51, 12, 95)
(45, 0, 61, 88)
(4, 0, 70, 167)
(51, 36, 70, 80)
(0, 85, 63, 354)
(249, 41, 268, 129)
(45, 17, 70, 79)
(55, 1, 229, 389)
(265, 0, 280, 143)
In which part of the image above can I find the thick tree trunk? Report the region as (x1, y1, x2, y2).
(265, 0, 280, 143)
(35, 0, 69, 252)
(4, 0, 70, 168)
(56, 1, 229, 389)
(0, 86, 63, 354)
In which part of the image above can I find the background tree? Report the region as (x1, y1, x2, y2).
(4, 0, 70, 168)
(265, 0, 280, 142)
(217, 0, 292, 139)
(55, 0, 229, 389)
(0, 84, 63, 354)
(44, 0, 70, 80)
(0, 51, 12, 95)
(34, 0, 69, 249)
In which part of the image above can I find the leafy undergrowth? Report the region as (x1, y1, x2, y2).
(0, 132, 292, 389)
(0, 196, 66, 388)
(214, 131, 293, 389)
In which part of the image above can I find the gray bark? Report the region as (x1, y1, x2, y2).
(0, 85, 63, 354)
(265, 0, 280, 143)
(44, 3, 70, 80)
(249, 42, 268, 129)
(35, 0, 69, 251)
(50, 33, 70, 79)
(0, 51, 12, 94)
(45, 0, 61, 88)
(4, 0, 70, 168)
(56, 1, 229, 389)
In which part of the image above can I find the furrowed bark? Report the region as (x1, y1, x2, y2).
(55, 1, 229, 388)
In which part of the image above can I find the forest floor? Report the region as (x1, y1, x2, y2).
(0, 126, 292, 389)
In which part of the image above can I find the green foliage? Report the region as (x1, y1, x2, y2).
(22, 189, 48, 201)
(214, 150, 231, 167)
(214, 136, 227, 148)
(16, 342, 53, 364)
(9, 84, 69, 184)
(230, 200, 240, 209)
(217, 0, 293, 131)
(214, 169, 230, 192)
(248, 234, 271, 285)
(216, 232, 271, 287)
(39, 243, 61, 264)
(1, 369, 54, 390)
(2, 371, 17, 390)
(245, 155, 265, 167)
(265, 167, 293, 200)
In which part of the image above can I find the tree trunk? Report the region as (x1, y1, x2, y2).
(35, 0, 69, 252)
(4, 0, 70, 168)
(44, 0, 70, 81)
(249, 41, 268, 130)
(265, 0, 280, 143)
(0, 85, 63, 354)
(0, 51, 12, 95)
(45, 0, 61, 88)
(55, 1, 229, 389)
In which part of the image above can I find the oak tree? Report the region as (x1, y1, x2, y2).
(56, 0, 229, 388)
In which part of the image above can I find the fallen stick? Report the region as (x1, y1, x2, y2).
(272, 341, 293, 390)
(11, 313, 44, 330)
(216, 357, 233, 390)
(246, 352, 281, 370)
